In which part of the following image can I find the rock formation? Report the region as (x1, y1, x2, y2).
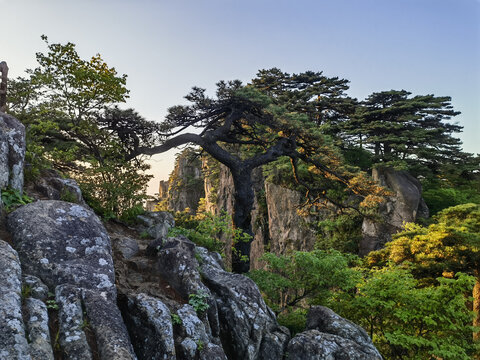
(286, 306, 382, 359)
(359, 167, 429, 255)
(0, 113, 382, 359)
(0, 111, 25, 193)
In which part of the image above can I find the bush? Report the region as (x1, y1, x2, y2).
(1, 188, 33, 212)
(169, 210, 251, 257)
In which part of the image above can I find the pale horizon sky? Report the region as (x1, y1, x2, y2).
(2, 0, 479, 194)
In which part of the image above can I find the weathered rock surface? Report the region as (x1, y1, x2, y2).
(306, 306, 382, 359)
(154, 236, 222, 344)
(167, 149, 204, 213)
(8, 200, 116, 300)
(360, 167, 429, 255)
(0, 240, 31, 360)
(22, 275, 49, 301)
(7, 200, 136, 359)
(287, 330, 381, 360)
(197, 247, 290, 360)
(112, 236, 140, 260)
(137, 211, 175, 239)
(121, 293, 175, 360)
(286, 306, 382, 359)
(265, 182, 318, 255)
(26, 169, 89, 207)
(24, 297, 54, 360)
(152, 235, 289, 360)
(55, 285, 93, 360)
(0, 112, 25, 192)
(174, 304, 227, 360)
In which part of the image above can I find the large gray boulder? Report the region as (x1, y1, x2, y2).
(286, 306, 382, 360)
(0, 112, 25, 192)
(7, 200, 136, 360)
(360, 168, 429, 255)
(305, 306, 382, 358)
(8, 200, 116, 300)
(287, 330, 380, 360)
(0, 240, 31, 360)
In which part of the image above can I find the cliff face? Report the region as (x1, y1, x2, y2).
(360, 167, 429, 255)
(202, 159, 319, 269)
(157, 149, 205, 214)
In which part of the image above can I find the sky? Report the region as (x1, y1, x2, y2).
(2, 0, 479, 194)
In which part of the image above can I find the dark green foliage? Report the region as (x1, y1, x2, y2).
(168, 210, 251, 256)
(332, 268, 478, 360)
(118, 204, 145, 225)
(249, 250, 359, 314)
(188, 291, 209, 314)
(251, 68, 357, 135)
(1, 188, 33, 212)
(421, 175, 480, 215)
(344, 90, 466, 176)
(314, 210, 363, 254)
(277, 308, 307, 337)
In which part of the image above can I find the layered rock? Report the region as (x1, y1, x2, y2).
(360, 167, 429, 255)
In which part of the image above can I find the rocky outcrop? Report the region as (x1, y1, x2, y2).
(151, 235, 289, 360)
(137, 211, 175, 239)
(196, 246, 290, 360)
(25, 169, 88, 207)
(265, 182, 318, 256)
(167, 149, 204, 213)
(0, 240, 30, 360)
(0, 112, 25, 193)
(360, 167, 429, 255)
(1, 200, 383, 359)
(287, 306, 382, 360)
(7, 200, 136, 359)
(122, 293, 176, 360)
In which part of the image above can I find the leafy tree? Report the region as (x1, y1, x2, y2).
(7, 36, 154, 218)
(367, 203, 480, 339)
(249, 250, 359, 334)
(128, 82, 385, 272)
(333, 267, 477, 360)
(344, 90, 466, 175)
(250, 250, 359, 312)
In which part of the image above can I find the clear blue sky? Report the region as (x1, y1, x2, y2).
(2, 0, 479, 194)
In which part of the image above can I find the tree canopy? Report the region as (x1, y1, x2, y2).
(128, 81, 383, 272)
(343, 90, 466, 175)
(7, 36, 155, 219)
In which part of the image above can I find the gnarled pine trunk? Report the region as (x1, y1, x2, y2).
(231, 167, 254, 273)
